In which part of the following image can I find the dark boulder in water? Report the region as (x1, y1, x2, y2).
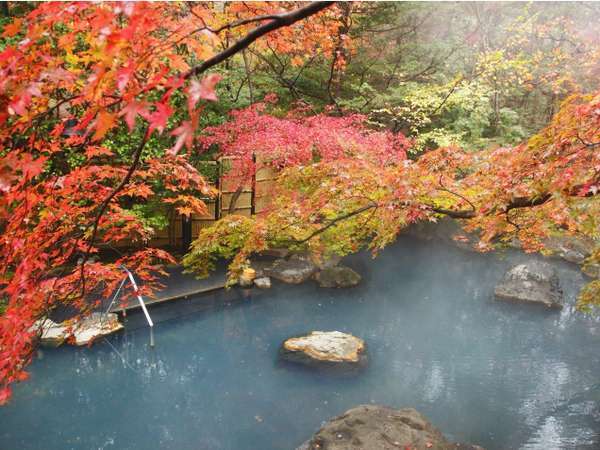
(315, 265, 361, 288)
(297, 405, 485, 450)
(494, 261, 563, 309)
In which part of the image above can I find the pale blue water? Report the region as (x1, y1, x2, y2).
(1, 236, 599, 450)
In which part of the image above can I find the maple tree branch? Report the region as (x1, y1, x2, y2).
(211, 13, 282, 34)
(504, 193, 553, 212)
(79, 131, 149, 297)
(429, 206, 476, 219)
(430, 192, 558, 219)
(434, 179, 600, 220)
(575, 134, 600, 149)
(431, 75, 464, 116)
(288, 202, 377, 245)
(437, 175, 476, 212)
(242, 50, 254, 103)
(32, 95, 81, 124)
(72, 3, 335, 298)
(183, 1, 335, 80)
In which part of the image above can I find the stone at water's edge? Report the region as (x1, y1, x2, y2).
(315, 265, 361, 288)
(31, 319, 68, 347)
(494, 261, 563, 309)
(265, 256, 317, 284)
(73, 312, 124, 346)
(281, 331, 365, 365)
(406, 219, 598, 282)
(543, 235, 594, 265)
(296, 405, 485, 450)
(254, 276, 271, 289)
(32, 312, 123, 347)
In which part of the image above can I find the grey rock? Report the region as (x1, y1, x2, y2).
(254, 276, 272, 289)
(31, 318, 68, 347)
(297, 405, 485, 450)
(265, 257, 317, 284)
(494, 261, 563, 309)
(281, 331, 366, 365)
(73, 312, 124, 346)
(31, 313, 123, 347)
(315, 266, 361, 288)
(510, 234, 596, 266)
(543, 235, 595, 264)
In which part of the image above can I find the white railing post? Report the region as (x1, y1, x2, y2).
(112, 265, 156, 348)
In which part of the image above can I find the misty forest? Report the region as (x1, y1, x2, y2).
(1, 2, 600, 450)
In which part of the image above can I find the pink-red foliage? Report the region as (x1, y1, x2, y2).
(200, 99, 412, 184)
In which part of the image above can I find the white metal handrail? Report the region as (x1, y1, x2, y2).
(104, 265, 155, 347)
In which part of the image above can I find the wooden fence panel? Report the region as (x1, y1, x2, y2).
(143, 155, 280, 248)
(220, 191, 252, 211)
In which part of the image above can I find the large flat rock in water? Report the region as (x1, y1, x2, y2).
(494, 261, 563, 309)
(282, 331, 365, 364)
(297, 405, 484, 450)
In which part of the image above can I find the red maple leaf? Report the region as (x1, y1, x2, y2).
(187, 73, 222, 111)
(146, 102, 173, 135)
(169, 121, 194, 155)
(119, 101, 150, 131)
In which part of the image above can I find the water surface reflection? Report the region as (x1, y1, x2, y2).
(1, 236, 599, 449)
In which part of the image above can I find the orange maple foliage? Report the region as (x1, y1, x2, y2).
(0, 1, 340, 404)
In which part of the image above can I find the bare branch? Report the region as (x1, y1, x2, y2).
(183, 2, 335, 80)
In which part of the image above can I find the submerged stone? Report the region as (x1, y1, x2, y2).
(315, 265, 361, 288)
(297, 405, 485, 450)
(281, 331, 365, 365)
(494, 261, 563, 309)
